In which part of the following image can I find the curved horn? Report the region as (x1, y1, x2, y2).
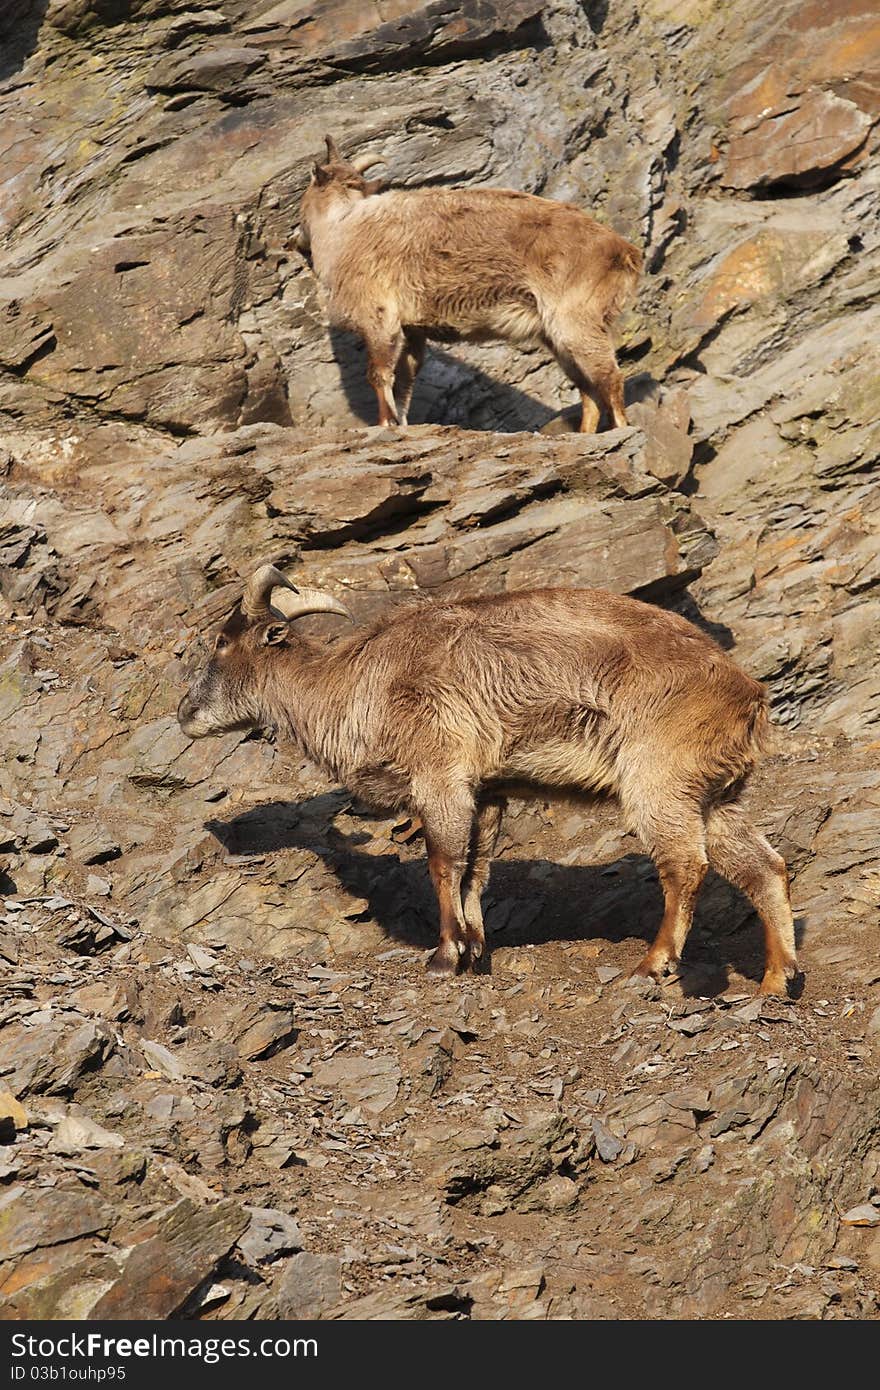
(324, 133, 340, 163)
(269, 584, 353, 623)
(350, 152, 384, 174)
(241, 564, 296, 620)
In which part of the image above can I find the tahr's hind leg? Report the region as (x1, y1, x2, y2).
(632, 854, 709, 980)
(364, 314, 405, 425)
(592, 357, 627, 430)
(545, 310, 628, 433)
(705, 803, 798, 997)
(461, 798, 505, 965)
(549, 342, 601, 433)
(625, 795, 708, 980)
(394, 329, 426, 427)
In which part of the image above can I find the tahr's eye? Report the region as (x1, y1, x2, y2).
(215, 634, 230, 654)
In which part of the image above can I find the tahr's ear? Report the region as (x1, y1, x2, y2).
(262, 623, 289, 647)
(312, 163, 331, 186)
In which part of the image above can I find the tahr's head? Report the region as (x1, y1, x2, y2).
(295, 134, 385, 253)
(177, 564, 352, 739)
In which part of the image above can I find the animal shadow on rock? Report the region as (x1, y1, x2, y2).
(329, 326, 561, 433)
(671, 592, 736, 652)
(0, 2, 50, 82)
(327, 330, 690, 436)
(207, 795, 806, 996)
(582, 0, 610, 35)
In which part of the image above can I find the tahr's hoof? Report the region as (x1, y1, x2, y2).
(426, 942, 462, 977)
(468, 945, 491, 975)
(758, 959, 801, 999)
(631, 953, 677, 982)
(758, 978, 786, 998)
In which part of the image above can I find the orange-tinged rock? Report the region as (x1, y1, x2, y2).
(693, 234, 784, 330)
(716, 0, 880, 190)
(723, 2, 880, 117)
(722, 88, 872, 191)
(0, 1089, 27, 1134)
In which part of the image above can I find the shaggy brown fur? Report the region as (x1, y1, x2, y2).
(297, 135, 642, 432)
(178, 570, 799, 997)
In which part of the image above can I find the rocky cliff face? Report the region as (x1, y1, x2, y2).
(1, 0, 879, 1320)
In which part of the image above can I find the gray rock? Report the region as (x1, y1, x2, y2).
(231, 1004, 298, 1061)
(276, 1252, 342, 1320)
(0, 1016, 116, 1096)
(48, 1113, 126, 1155)
(311, 1054, 401, 1115)
(840, 1205, 880, 1228)
(0, 1186, 112, 1263)
(141, 1040, 187, 1083)
(331, 1281, 468, 1321)
(238, 1206, 303, 1266)
(591, 1118, 625, 1164)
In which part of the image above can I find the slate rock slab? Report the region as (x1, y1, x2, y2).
(311, 1054, 401, 1114)
(0, 1186, 113, 1264)
(276, 1252, 342, 1320)
(91, 1199, 250, 1320)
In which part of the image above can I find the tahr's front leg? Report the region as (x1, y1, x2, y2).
(418, 784, 477, 977)
(461, 798, 505, 965)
